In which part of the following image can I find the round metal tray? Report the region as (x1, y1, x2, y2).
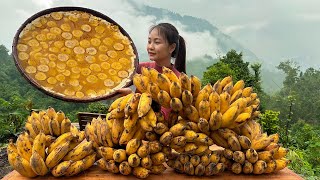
(12, 6, 139, 102)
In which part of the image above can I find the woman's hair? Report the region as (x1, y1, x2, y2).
(149, 23, 186, 73)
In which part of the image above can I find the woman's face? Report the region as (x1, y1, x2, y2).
(147, 28, 175, 64)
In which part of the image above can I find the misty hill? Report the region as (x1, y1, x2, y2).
(130, 4, 284, 93)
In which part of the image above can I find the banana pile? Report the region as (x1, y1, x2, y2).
(7, 107, 96, 177)
(95, 139, 167, 178)
(211, 120, 290, 174)
(166, 149, 225, 176)
(85, 92, 160, 149)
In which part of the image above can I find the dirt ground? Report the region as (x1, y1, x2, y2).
(0, 147, 12, 179)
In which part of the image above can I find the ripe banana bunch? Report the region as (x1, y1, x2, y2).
(25, 107, 73, 138)
(215, 122, 290, 174)
(96, 139, 167, 178)
(166, 149, 225, 176)
(7, 107, 96, 177)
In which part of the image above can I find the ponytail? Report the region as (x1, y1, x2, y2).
(174, 36, 186, 73)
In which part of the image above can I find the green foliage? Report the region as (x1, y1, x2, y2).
(86, 102, 111, 114)
(202, 50, 264, 95)
(287, 149, 316, 179)
(257, 110, 280, 135)
(267, 60, 320, 125)
(285, 120, 320, 178)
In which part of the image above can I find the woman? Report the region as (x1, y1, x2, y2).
(117, 22, 187, 120)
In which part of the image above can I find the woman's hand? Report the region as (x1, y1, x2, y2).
(116, 88, 133, 97)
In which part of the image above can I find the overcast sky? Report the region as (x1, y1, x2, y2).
(1, 0, 320, 68)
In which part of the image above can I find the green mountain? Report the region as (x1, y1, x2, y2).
(131, 3, 284, 93)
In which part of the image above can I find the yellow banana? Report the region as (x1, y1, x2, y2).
(170, 98, 183, 112)
(231, 80, 245, 95)
(147, 82, 160, 102)
(209, 110, 222, 131)
(7, 139, 18, 168)
(199, 100, 212, 123)
(149, 141, 162, 154)
(198, 118, 210, 134)
(242, 160, 253, 174)
(227, 135, 241, 151)
(157, 90, 171, 108)
(98, 146, 115, 160)
(238, 135, 252, 150)
(117, 93, 134, 113)
(275, 158, 290, 171)
(30, 151, 48, 175)
(245, 148, 259, 164)
(16, 132, 33, 161)
(218, 76, 232, 94)
(190, 155, 201, 167)
(96, 158, 108, 171)
(46, 107, 57, 120)
(25, 122, 37, 138)
(150, 152, 166, 165)
(163, 66, 180, 85)
(13, 155, 38, 177)
(150, 164, 167, 174)
(251, 136, 272, 151)
(139, 116, 153, 132)
(47, 132, 74, 154)
(124, 112, 139, 131)
(242, 87, 253, 97)
(269, 133, 280, 144)
(169, 81, 182, 98)
(112, 118, 124, 144)
(55, 111, 65, 124)
(185, 105, 200, 123)
(264, 160, 277, 174)
(209, 91, 220, 114)
(253, 160, 267, 174)
(132, 128, 146, 140)
(133, 74, 149, 93)
(273, 147, 289, 159)
(265, 142, 280, 154)
(258, 151, 274, 162)
(160, 131, 173, 146)
(64, 160, 85, 176)
(154, 122, 169, 135)
(32, 132, 46, 159)
(169, 123, 186, 136)
(137, 141, 150, 158)
(194, 163, 205, 176)
(51, 160, 73, 177)
(184, 143, 197, 154)
(60, 118, 71, 134)
(82, 153, 96, 170)
(119, 125, 138, 145)
(181, 90, 193, 107)
(137, 92, 152, 117)
(147, 67, 159, 83)
(49, 117, 60, 136)
(231, 162, 242, 174)
(157, 73, 171, 93)
(133, 167, 150, 179)
(126, 139, 141, 155)
(141, 66, 150, 77)
(119, 161, 132, 175)
(223, 81, 233, 94)
(179, 72, 191, 92)
(190, 75, 201, 98)
(230, 89, 243, 104)
(46, 141, 71, 169)
(210, 131, 229, 149)
(128, 153, 140, 167)
(233, 151, 246, 164)
(219, 92, 230, 114)
(109, 96, 125, 111)
(240, 122, 253, 140)
(63, 141, 94, 161)
(195, 89, 209, 111)
(221, 105, 238, 128)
